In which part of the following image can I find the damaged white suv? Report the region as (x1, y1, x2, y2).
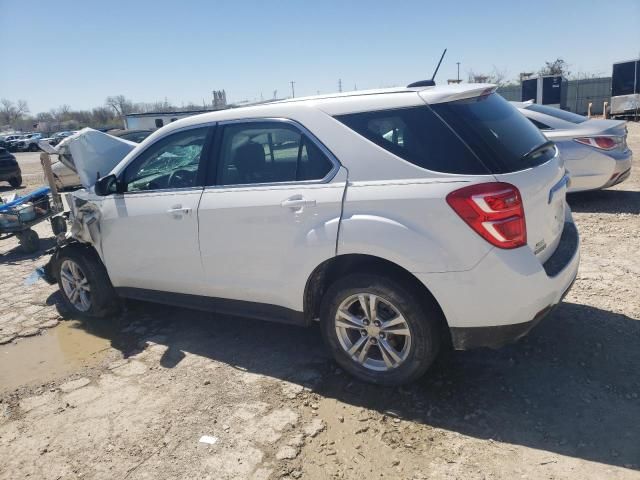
(43, 84, 580, 385)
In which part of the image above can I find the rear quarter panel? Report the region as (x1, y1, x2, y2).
(338, 179, 494, 273)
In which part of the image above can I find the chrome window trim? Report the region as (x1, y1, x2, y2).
(205, 117, 342, 190)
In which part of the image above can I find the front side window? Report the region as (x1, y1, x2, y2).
(123, 127, 209, 192)
(217, 122, 333, 186)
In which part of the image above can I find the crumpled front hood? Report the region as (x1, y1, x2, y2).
(55, 128, 136, 188)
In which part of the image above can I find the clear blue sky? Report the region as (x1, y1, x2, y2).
(1, 0, 639, 113)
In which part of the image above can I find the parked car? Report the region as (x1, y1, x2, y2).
(5, 134, 31, 152)
(13, 133, 44, 152)
(0, 134, 23, 149)
(50, 129, 153, 190)
(0, 147, 22, 188)
(48, 131, 75, 146)
(513, 102, 633, 192)
(43, 84, 579, 385)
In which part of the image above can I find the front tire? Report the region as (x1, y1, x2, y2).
(320, 273, 441, 386)
(29, 144, 39, 152)
(55, 245, 120, 319)
(17, 229, 39, 253)
(9, 175, 22, 188)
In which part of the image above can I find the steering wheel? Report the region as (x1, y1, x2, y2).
(167, 169, 194, 188)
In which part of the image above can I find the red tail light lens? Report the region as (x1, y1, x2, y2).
(574, 136, 618, 150)
(446, 182, 527, 249)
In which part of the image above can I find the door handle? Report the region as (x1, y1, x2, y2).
(281, 197, 316, 209)
(167, 205, 191, 217)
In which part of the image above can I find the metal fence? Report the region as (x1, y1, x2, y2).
(497, 77, 612, 115)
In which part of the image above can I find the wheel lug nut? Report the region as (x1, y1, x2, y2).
(379, 333, 385, 339)
(370, 337, 377, 344)
(360, 330, 367, 337)
(362, 319, 369, 326)
(373, 321, 381, 327)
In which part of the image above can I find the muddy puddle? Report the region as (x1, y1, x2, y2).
(0, 320, 114, 393)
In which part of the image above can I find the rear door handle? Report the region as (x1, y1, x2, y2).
(167, 205, 191, 217)
(281, 197, 316, 209)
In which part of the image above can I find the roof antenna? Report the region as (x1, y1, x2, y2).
(407, 48, 447, 87)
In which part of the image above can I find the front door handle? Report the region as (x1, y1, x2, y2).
(281, 197, 316, 209)
(167, 205, 191, 217)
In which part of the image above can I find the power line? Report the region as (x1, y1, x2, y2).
(338, 78, 342, 93)
(290, 81, 296, 98)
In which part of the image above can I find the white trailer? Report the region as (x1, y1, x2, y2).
(123, 110, 215, 130)
(610, 59, 640, 119)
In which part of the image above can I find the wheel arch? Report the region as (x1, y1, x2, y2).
(303, 253, 451, 339)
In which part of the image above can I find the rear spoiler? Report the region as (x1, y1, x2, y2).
(419, 84, 497, 105)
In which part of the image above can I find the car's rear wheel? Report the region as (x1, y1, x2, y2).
(320, 273, 441, 385)
(55, 245, 120, 319)
(29, 144, 38, 152)
(9, 175, 22, 188)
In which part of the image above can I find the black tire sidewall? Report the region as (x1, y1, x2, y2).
(320, 273, 440, 386)
(55, 246, 119, 319)
(9, 176, 22, 187)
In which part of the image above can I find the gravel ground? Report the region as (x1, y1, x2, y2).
(0, 124, 638, 480)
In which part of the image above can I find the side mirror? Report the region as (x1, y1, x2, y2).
(94, 174, 119, 196)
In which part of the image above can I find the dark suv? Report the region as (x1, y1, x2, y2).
(0, 147, 22, 188)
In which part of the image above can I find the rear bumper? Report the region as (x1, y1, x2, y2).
(415, 218, 580, 350)
(568, 148, 632, 192)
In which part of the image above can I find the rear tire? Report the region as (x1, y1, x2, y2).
(9, 175, 22, 188)
(29, 144, 38, 152)
(17, 229, 39, 253)
(320, 273, 441, 386)
(54, 245, 120, 319)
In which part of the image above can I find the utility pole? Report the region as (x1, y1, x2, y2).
(456, 62, 460, 82)
(290, 81, 296, 98)
(338, 78, 342, 93)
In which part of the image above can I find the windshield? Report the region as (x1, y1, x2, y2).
(525, 104, 588, 124)
(430, 93, 556, 173)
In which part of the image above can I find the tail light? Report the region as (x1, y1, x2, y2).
(446, 182, 526, 249)
(574, 136, 620, 150)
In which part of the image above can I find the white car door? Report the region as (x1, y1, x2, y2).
(98, 125, 214, 294)
(197, 119, 346, 314)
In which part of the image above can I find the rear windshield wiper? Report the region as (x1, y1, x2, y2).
(521, 140, 555, 162)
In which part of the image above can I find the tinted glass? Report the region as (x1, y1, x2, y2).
(612, 61, 637, 96)
(528, 118, 552, 130)
(120, 131, 152, 143)
(217, 122, 333, 185)
(124, 127, 209, 192)
(431, 93, 555, 173)
(525, 103, 587, 123)
(335, 107, 487, 174)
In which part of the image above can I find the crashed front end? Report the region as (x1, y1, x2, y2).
(40, 129, 136, 284)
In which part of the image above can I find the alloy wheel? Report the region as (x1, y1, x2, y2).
(334, 293, 412, 371)
(60, 259, 92, 312)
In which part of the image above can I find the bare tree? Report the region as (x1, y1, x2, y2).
(467, 66, 510, 86)
(0, 98, 30, 126)
(539, 58, 570, 77)
(105, 95, 133, 117)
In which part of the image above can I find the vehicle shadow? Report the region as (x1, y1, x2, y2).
(568, 189, 640, 214)
(53, 299, 640, 470)
(0, 237, 57, 264)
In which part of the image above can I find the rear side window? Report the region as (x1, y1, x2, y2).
(525, 104, 587, 124)
(431, 93, 555, 173)
(528, 118, 552, 130)
(335, 107, 488, 174)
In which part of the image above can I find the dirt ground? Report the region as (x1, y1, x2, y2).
(1, 124, 639, 480)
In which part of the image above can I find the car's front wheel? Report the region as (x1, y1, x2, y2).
(55, 245, 120, 319)
(320, 273, 442, 385)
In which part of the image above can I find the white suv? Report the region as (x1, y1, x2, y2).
(44, 84, 580, 385)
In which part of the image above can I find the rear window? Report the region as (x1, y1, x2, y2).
(525, 103, 587, 124)
(430, 93, 556, 173)
(335, 106, 488, 174)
